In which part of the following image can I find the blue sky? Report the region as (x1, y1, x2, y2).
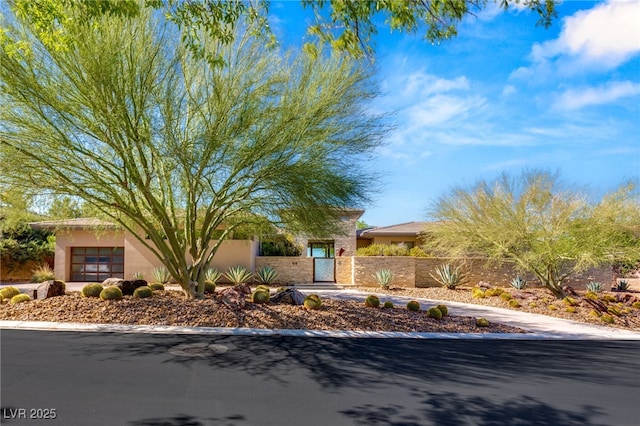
(270, 1, 640, 227)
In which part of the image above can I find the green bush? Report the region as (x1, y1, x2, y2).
(436, 304, 448, 316)
(255, 266, 278, 285)
(356, 243, 410, 257)
(100, 286, 123, 301)
(476, 317, 490, 327)
(427, 307, 443, 320)
(149, 283, 165, 291)
(383, 301, 394, 309)
(31, 264, 55, 283)
(408, 247, 429, 257)
(0, 286, 21, 299)
(406, 300, 420, 311)
(252, 290, 270, 304)
(10, 293, 31, 304)
(303, 294, 322, 310)
(364, 295, 380, 308)
(133, 286, 153, 299)
(81, 283, 103, 298)
(260, 235, 302, 256)
(204, 281, 216, 294)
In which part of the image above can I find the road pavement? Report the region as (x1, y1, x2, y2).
(2, 330, 639, 426)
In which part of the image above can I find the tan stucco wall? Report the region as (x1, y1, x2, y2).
(55, 229, 258, 282)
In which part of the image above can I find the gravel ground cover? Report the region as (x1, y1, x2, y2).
(356, 285, 640, 331)
(0, 289, 524, 333)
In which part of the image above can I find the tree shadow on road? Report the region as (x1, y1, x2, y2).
(128, 413, 246, 426)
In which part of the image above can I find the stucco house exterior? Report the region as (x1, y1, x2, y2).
(356, 221, 428, 250)
(29, 209, 364, 283)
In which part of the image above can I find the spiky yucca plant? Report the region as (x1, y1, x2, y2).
(510, 276, 528, 290)
(586, 281, 603, 293)
(255, 266, 278, 284)
(225, 266, 253, 285)
(204, 268, 222, 285)
(373, 268, 394, 289)
(430, 263, 466, 289)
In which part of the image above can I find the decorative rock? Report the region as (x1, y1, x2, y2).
(270, 288, 305, 305)
(219, 286, 250, 309)
(102, 278, 124, 287)
(102, 278, 147, 296)
(35, 280, 66, 300)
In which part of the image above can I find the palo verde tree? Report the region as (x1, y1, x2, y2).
(0, 6, 385, 298)
(427, 171, 640, 299)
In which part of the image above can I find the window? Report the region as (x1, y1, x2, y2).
(70, 247, 124, 281)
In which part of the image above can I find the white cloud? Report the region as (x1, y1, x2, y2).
(402, 72, 470, 98)
(513, 0, 640, 78)
(554, 81, 640, 110)
(501, 84, 517, 97)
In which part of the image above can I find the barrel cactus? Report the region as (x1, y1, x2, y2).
(204, 281, 216, 294)
(149, 283, 165, 291)
(252, 290, 270, 304)
(303, 294, 322, 310)
(365, 295, 380, 308)
(82, 283, 104, 298)
(427, 307, 443, 320)
(406, 300, 420, 312)
(255, 285, 271, 293)
(100, 286, 123, 301)
(133, 286, 153, 299)
(0, 286, 21, 300)
(383, 301, 394, 309)
(476, 317, 490, 327)
(10, 293, 31, 304)
(436, 304, 448, 316)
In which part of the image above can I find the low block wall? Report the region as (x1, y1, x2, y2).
(353, 256, 415, 287)
(255, 257, 313, 284)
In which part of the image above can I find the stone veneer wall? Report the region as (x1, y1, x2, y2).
(352, 256, 416, 287)
(254, 257, 313, 285)
(335, 256, 352, 284)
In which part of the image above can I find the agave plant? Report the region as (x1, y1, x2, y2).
(255, 266, 278, 284)
(152, 267, 171, 284)
(132, 271, 145, 280)
(616, 280, 630, 291)
(586, 281, 603, 293)
(373, 268, 395, 289)
(204, 268, 222, 284)
(510, 276, 528, 290)
(225, 265, 253, 285)
(430, 263, 466, 289)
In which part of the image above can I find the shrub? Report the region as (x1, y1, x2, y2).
(476, 317, 490, 327)
(252, 290, 270, 304)
(225, 265, 253, 284)
(204, 281, 216, 294)
(500, 292, 512, 301)
(406, 300, 420, 311)
(436, 304, 449, 316)
(600, 314, 615, 324)
(409, 247, 429, 257)
(31, 264, 55, 283)
(615, 280, 630, 291)
(100, 286, 123, 301)
(255, 266, 278, 285)
(303, 294, 322, 310)
(562, 297, 577, 307)
(586, 281, 603, 293)
(356, 243, 411, 257)
(427, 307, 443, 320)
(364, 295, 380, 308)
(509, 299, 521, 308)
(373, 268, 395, 290)
(10, 293, 31, 304)
(510, 276, 528, 290)
(259, 235, 302, 256)
(204, 268, 222, 286)
(152, 267, 171, 284)
(0, 286, 21, 299)
(383, 301, 394, 309)
(149, 283, 165, 291)
(133, 286, 153, 299)
(81, 283, 103, 298)
(430, 263, 466, 289)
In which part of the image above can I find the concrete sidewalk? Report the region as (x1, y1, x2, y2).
(3, 283, 640, 339)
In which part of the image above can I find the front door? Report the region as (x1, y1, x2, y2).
(309, 242, 335, 282)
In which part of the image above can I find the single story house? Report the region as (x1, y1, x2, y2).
(29, 210, 364, 283)
(356, 221, 428, 250)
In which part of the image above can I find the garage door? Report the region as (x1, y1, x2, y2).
(71, 247, 124, 282)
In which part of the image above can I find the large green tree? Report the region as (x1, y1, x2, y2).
(0, 5, 385, 297)
(427, 171, 640, 298)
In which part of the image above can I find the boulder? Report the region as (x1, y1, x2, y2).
(270, 288, 305, 306)
(102, 278, 147, 296)
(219, 286, 248, 309)
(35, 280, 66, 300)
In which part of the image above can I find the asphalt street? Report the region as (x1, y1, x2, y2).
(1, 330, 639, 426)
